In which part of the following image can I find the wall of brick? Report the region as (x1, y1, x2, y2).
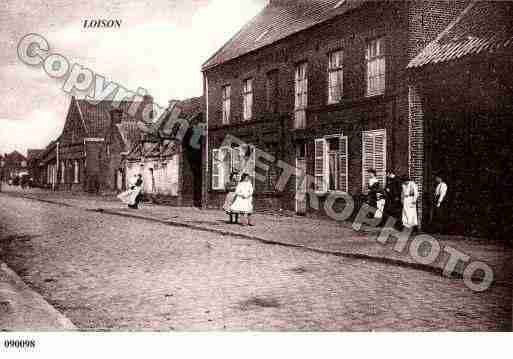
(204, 1, 469, 219)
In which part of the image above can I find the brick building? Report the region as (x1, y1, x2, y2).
(202, 0, 470, 220)
(407, 0, 513, 237)
(38, 95, 153, 192)
(125, 96, 204, 207)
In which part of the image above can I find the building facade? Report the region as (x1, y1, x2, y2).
(1, 151, 28, 181)
(202, 0, 469, 221)
(125, 97, 205, 207)
(407, 0, 513, 237)
(39, 95, 153, 192)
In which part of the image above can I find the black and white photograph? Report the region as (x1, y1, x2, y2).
(0, 0, 512, 356)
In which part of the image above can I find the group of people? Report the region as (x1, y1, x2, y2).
(367, 169, 448, 233)
(223, 172, 255, 226)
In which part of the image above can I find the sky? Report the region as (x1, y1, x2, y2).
(0, 0, 266, 156)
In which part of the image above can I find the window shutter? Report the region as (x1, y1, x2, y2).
(374, 131, 386, 188)
(314, 138, 328, 192)
(362, 132, 374, 192)
(212, 149, 222, 190)
(338, 136, 348, 193)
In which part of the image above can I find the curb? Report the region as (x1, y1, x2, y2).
(4, 192, 503, 285)
(0, 261, 76, 330)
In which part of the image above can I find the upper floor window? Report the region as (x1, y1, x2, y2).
(266, 70, 279, 113)
(242, 78, 253, 121)
(294, 62, 308, 129)
(366, 38, 386, 96)
(328, 50, 343, 103)
(222, 85, 231, 124)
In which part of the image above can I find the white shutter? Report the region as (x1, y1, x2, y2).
(338, 136, 348, 193)
(362, 130, 386, 192)
(314, 138, 328, 192)
(374, 131, 387, 188)
(212, 149, 222, 190)
(362, 132, 374, 192)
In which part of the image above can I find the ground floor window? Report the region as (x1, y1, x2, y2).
(362, 129, 387, 192)
(212, 145, 255, 190)
(314, 135, 348, 193)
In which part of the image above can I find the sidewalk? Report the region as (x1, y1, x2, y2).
(2, 187, 512, 286)
(0, 262, 76, 330)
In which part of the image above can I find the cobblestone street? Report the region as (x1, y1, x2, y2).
(0, 192, 511, 331)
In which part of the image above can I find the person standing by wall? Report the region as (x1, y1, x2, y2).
(431, 175, 448, 234)
(230, 173, 254, 226)
(384, 171, 402, 226)
(223, 171, 240, 224)
(401, 176, 419, 231)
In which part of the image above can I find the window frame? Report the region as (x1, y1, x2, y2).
(314, 134, 348, 194)
(242, 78, 253, 121)
(328, 49, 344, 104)
(221, 84, 231, 125)
(294, 62, 308, 129)
(366, 37, 386, 97)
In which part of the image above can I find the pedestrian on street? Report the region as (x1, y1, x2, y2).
(431, 174, 448, 234)
(230, 173, 254, 226)
(117, 173, 143, 209)
(223, 171, 240, 224)
(367, 169, 380, 209)
(401, 176, 419, 231)
(384, 171, 402, 226)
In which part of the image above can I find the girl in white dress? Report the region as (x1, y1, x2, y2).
(401, 177, 419, 229)
(230, 173, 254, 226)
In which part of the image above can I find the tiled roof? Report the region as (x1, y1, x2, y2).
(408, 0, 513, 69)
(202, 0, 367, 70)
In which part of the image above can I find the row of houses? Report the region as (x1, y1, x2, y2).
(31, 95, 204, 207)
(26, 0, 512, 237)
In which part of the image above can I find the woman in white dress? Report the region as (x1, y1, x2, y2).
(401, 176, 419, 229)
(230, 173, 254, 226)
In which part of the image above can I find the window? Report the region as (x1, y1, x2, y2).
(212, 146, 244, 190)
(314, 135, 348, 193)
(242, 78, 253, 121)
(266, 70, 279, 113)
(366, 38, 386, 96)
(362, 129, 387, 192)
(294, 62, 308, 129)
(328, 50, 343, 103)
(222, 85, 231, 124)
(73, 160, 79, 183)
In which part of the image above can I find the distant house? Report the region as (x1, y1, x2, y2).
(202, 0, 470, 219)
(2, 151, 28, 180)
(125, 96, 204, 207)
(407, 0, 513, 236)
(38, 95, 154, 192)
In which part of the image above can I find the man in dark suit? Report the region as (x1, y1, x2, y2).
(384, 171, 402, 227)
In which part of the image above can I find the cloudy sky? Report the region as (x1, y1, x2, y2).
(0, 0, 266, 156)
